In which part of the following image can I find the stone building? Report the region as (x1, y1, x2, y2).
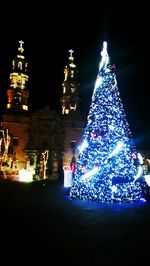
(60, 49, 85, 170)
(25, 106, 64, 181)
(0, 42, 85, 181)
(1, 41, 30, 179)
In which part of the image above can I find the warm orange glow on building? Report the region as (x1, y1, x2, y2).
(6, 40, 29, 112)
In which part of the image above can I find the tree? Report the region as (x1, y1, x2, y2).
(70, 41, 143, 202)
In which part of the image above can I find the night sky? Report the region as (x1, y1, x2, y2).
(0, 2, 149, 149)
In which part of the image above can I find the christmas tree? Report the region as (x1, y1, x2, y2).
(70, 41, 143, 202)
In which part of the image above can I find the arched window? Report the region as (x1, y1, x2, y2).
(18, 61, 22, 70)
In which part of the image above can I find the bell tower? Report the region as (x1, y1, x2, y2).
(61, 49, 85, 168)
(6, 40, 29, 112)
(61, 49, 80, 115)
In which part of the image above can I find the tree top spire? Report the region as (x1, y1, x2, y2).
(99, 41, 109, 70)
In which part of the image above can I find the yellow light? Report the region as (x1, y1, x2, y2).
(17, 55, 24, 59)
(22, 105, 28, 111)
(69, 63, 76, 68)
(147, 159, 150, 164)
(65, 109, 69, 114)
(7, 104, 11, 109)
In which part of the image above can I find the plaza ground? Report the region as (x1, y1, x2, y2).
(0, 179, 150, 265)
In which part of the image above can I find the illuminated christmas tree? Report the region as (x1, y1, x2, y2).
(70, 41, 143, 202)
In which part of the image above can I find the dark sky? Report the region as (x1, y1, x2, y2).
(0, 1, 149, 149)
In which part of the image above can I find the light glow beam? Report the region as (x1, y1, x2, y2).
(134, 165, 143, 181)
(99, 41, 109, 70)
(108, 141, 124, 159)
(78, 139, 88, 154)
(80, 166, 99, 183)
(94, 76, 103, 91)
(80, 141, 124, 183)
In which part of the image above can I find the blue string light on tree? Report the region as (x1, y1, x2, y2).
(70, 41, 145, 202)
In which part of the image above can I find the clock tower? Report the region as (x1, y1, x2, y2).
(6, 40, 29, 112)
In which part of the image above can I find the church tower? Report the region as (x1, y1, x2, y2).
(61, 49, 79, 115)
(1, 40, 30, 178)
(7, 40, 29, 112)
(61, 50, 85, 168)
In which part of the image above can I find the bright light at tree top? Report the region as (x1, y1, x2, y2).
(99, 41, 109, 70)
(70, 41, 145, 203)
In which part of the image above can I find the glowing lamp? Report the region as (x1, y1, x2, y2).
(19, 168, 33, 182)
(65, 109, 69, 114)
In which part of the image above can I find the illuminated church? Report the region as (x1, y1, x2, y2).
(60, 49, 85, 168)
(0, 41, 84, 181)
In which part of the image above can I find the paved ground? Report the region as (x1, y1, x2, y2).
(0, 179, 150, 265)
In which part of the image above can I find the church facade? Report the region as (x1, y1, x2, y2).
(0, 42, 85, 181)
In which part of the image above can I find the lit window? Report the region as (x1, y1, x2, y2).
(12, 60, 15, 69)
(18, 61, 22, 70)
